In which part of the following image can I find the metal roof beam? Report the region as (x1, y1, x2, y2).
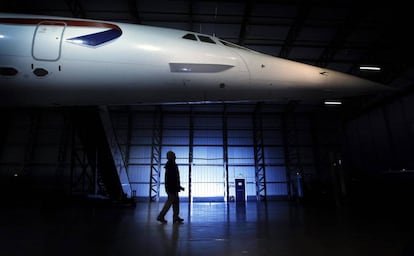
(65, 0, 85, 18)
(128, 0, 141, 24)
(238, 1, 253, 46)
(279, 3, 311, 59)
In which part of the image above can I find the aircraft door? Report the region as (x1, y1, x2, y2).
(32, 21, 66, 61)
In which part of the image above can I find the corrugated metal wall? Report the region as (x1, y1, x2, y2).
(0, 109, 72, 199)
(0, 103, 351, 203)
(192, 114, 224, 201)
(227, 114, 255, 201)
(345, 93, 414, 173)
(343, 93, 414, 204)
(109, 105, 330, 202)
(261, 114, 288, 198)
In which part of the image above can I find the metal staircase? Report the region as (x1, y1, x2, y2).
(70, 106, 132, 204)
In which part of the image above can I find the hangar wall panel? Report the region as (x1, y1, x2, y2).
(130, 129, 153, 144)
(266, 166, 287, 182)
(0, 109, 74, 197)
(132, 183, 150, 197)
(263, 146, 285, 165)
(227, 130, 252, 145)
(0, 104, 345, 202)
(193, 146, 223, 165)
(227, 147, 254, 165)
(128, 165, 151, 182)
(0, 145, 26, 163)
(163, 130, 189, 145)
(266, 183, 288, 196)
(109, 106, 331, 202)
(193, 130, 222, 145)
(129, 146, 152, 164)
(345, 93, 414, 173)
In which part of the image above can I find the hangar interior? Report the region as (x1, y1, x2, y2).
(1, 1, 413, 255)
(1, 0, 412, 206)
(1, 96, 414, 205)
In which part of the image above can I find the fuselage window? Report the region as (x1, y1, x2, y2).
(183, 33, 198, 41)
(198, 35, 216, 44)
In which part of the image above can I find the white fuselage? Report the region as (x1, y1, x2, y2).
(0, 13, 390, 106)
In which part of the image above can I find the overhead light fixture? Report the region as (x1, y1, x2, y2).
(359, 66, 381, 71)
(324, 100, 342, 105)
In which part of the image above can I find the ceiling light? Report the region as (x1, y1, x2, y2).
(324, 100, 342, 105)
(359, 66, 381, 71)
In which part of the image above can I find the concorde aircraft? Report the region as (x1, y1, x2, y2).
(0, 12, 393, 106)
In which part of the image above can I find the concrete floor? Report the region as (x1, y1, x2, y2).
(1, 200, 413, 256)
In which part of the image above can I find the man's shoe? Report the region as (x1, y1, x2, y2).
(157, 216, 167, 224)
(173, 217, 184, 223)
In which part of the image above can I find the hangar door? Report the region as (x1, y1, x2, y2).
(192, 145, 225, 202)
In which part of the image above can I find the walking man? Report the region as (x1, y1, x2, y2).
(157, 150, 184, 224)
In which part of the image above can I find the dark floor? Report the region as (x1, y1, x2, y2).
(1, 199, 413, 256)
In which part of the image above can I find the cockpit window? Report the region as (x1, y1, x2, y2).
(183, 33, 197, 41)
(198, 35, 216, 44)
(182, 33, 217, 44)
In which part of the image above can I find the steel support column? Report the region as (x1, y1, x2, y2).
(282, 101, 303, 201)
(222, 104, 229, 202)
(149, 106, 163, 202)
(253, 103, 266, 201)
(188, 108, 194, 203)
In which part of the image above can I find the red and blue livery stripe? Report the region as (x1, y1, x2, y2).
(0, 17, 122, 46)
(66, 28, 122, 46)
